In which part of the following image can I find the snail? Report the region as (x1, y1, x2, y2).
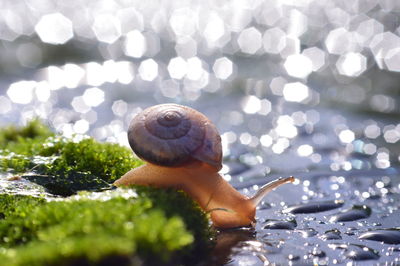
(114, 103, 294, 229)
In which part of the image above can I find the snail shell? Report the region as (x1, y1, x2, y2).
(128, 104, 222, 169)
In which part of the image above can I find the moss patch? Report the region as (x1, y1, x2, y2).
(0, 120, 214, 265)
(0, 120, 143, 195)
(0, 119, 54, 154)
(135, 186, 213, 264)
(0, 189, 212, 265)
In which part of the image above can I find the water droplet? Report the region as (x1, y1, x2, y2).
(263, 219, 297, 230)
(388, 247, 400, 254)
(330, 205, 371, 222)
(258, 201, 272, 210)
(328, 243, 348, 250)
(320, 229, 342, 240)
(287, 254, 300, 261)
(359, 228, 400, 244)
(297, 228, 318, 238)
(283, 200, 344, 214)
(345, 244, 380, 261)
(329, 243, 380, 261)
(310, 247, 326, 258)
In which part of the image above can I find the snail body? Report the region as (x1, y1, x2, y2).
(114, 104, 294, 229)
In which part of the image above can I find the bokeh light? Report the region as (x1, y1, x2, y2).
(237, 27, 262, 54)
(263, 27, 286, 54)
(82, 87, 105, 107)
(213, 57, 233, 80)
(169, 8, 198, 37)
(168, 57, 187, 80)
(138, 59, 158, 81)
(282, 82, 310, 102)
(124, 30, 147, 58)
(7, 81, 36, 104)
(284, 54, 313, 78)
(336, 52, 367, 77)
(92, 14, 121, 44)
(35, 13, 73, 45)
(242, 95, 261, 114)
(302, 47, 326, 71)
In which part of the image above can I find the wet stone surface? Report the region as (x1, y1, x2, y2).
(213, 153, 400, 265)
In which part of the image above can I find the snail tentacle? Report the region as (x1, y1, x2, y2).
(249, 176, 295, 207)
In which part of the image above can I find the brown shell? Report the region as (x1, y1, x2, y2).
(127, 103, 222, 169)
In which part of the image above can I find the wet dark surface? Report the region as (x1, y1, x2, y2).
(212, 156, 400, 265)
(201, 97, 400, 264)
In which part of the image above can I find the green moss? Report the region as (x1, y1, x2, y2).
(0, 153, 32, 173)
(19, 136, 143, 196)
(0, 119, 54, 155)
(135, 186, 214, 264)
(2, 235, 137, 266)
(0, 121, 143, 196)
(46, 137, 143, 183)
(0, 188, 213, 265)
(0, 121, 214, 265)
(0, 194, 45, 220)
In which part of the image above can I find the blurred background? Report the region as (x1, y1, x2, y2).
(0, 0, 400, 177)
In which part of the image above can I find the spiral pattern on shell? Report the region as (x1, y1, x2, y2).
(128, 104, 222, 169)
